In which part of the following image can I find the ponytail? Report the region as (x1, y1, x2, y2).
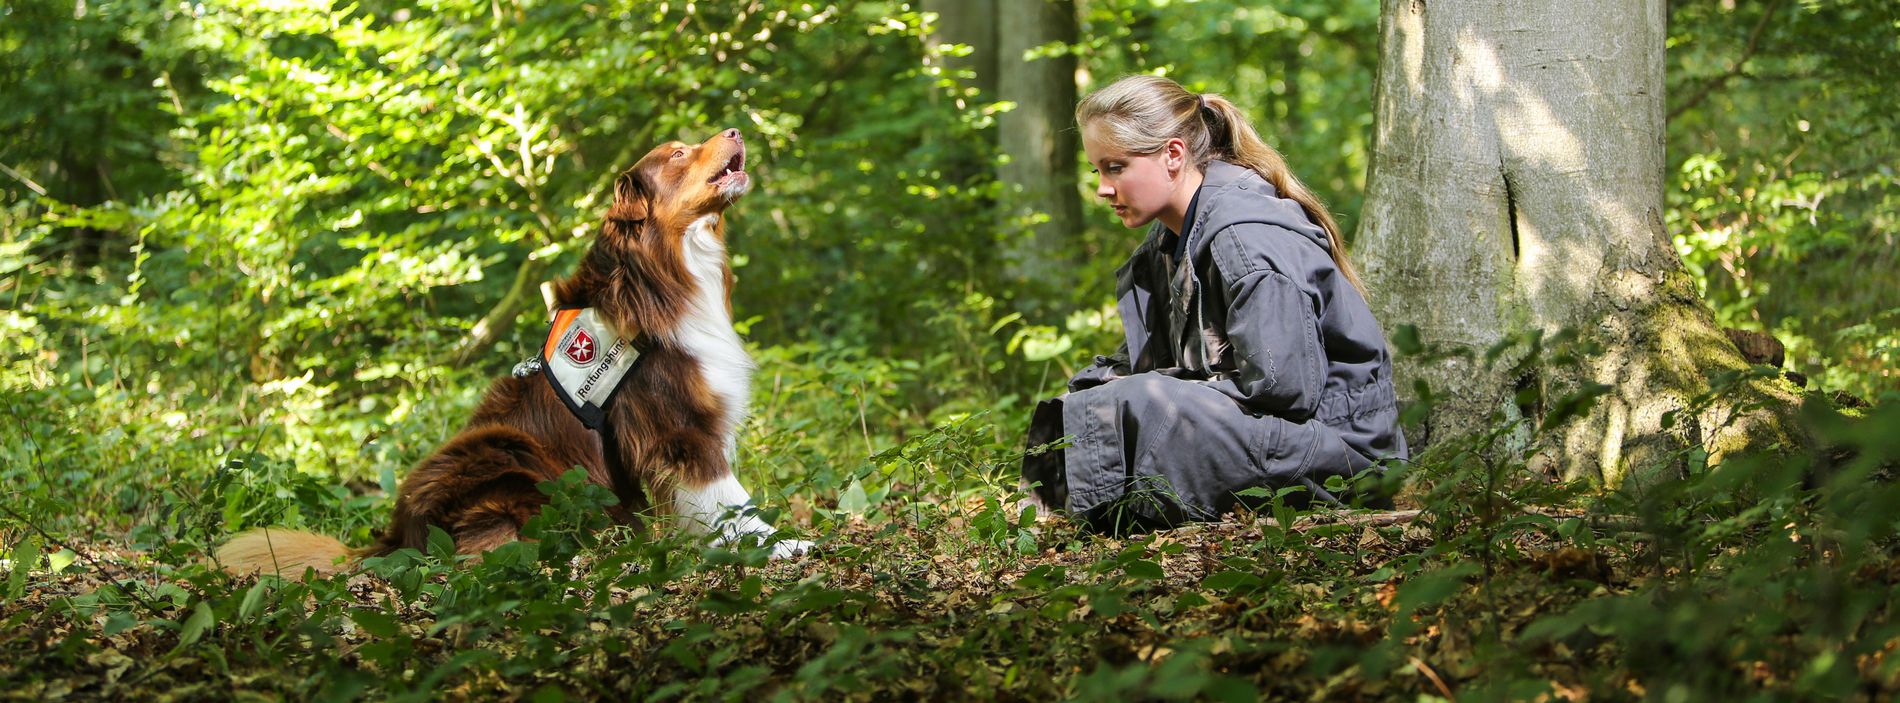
(1078, 76, 1366, 297)
(1198, 94, 1366, 297)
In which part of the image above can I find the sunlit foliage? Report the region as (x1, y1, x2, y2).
(0, 1, 1894, 698)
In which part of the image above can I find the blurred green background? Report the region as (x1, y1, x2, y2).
(0, 0, 1892, 533)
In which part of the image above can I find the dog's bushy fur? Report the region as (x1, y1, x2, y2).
(220, 129, 766, 575)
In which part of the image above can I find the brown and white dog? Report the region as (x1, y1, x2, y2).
(218, 128, 806, 576)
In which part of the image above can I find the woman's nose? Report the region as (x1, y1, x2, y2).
(1096, 180, 1114, 199)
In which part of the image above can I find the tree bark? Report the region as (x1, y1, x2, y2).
(1356, 0, 1799, 483)
(921, 0, 999, 194)
(996, 0, 1083, 306)
(922, 0, 998, 97)
(922, 0, 1083, 308)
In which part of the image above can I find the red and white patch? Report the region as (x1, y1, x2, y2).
(540, 307, 641, 416)
(563, 328, 597, 365)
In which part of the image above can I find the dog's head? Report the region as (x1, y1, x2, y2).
(606, 128, 750, 232)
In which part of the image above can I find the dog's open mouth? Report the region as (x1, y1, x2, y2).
(709, 149, 746, 185)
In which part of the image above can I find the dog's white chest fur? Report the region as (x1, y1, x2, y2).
(677, 214, 754, 458)
(666, 214, 806, 558)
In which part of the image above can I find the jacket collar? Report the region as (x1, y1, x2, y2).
(1168, 160, 1261, 372)
(1113, 160, 1265, 373)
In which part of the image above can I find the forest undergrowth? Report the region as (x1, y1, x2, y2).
(2, 336, 1896, 702)
(2, 1, 1896, 699)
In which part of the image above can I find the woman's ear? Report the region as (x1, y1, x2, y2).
(607, 169, 650, 223)
(1164, 138, 1188, 175)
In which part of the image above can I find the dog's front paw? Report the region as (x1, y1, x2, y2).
(709, 526, 812, 560)
(769, 538, 814, 560)
(1014, 486, 1051, 519)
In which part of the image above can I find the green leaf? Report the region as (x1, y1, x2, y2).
(1015, 564, 1066, 590)
(426, 525, 456, 563)
(1123, 559, 1164, 581)
(1518, 612, 1587, 642)
(5, 536, 39, 599)
(103, 612, 138, 636)
(238, 579, 273, 621)
(1093, 590, 1126, 618)
(1200, 570, 1261, 593)
(1394, 564, 1478, 615)
(838, 479, 872, 515)
(45, 549, 76, 574)
(1204, 676, 1260, 703)
(352, 609, 400, 639)
(313, 668, 373, 703)
(987, 312, 1024, 335)
(1391, 324, 1424, 356)
(1540, 382, 1612, 430)
(1014, 529, 1038, 555)
(175, 601, 216, 649)
(484, 540, 538, 568)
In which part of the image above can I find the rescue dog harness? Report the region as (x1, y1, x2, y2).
(512, 307, 642, 429)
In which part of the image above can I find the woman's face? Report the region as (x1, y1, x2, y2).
(1082, 124, 1180, 229)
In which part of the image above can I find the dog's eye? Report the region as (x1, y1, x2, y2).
(671, 149, 685, 159)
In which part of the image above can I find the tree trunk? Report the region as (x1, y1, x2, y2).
(921, 0, 999, 193)
(922, 0, 998, 97)
(996, 0, 1083, 307)
(1356, 0, 1799, 483)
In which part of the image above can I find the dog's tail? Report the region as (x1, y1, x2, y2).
(216, 528, 357, 577)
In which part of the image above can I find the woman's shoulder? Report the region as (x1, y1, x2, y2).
(1205, 223, 1333, 283)
(1196, 216, 1336, 299)
(1197, 168, 1325, 244)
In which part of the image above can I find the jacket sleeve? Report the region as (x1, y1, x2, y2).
(1067, 344, 1131, 392)
(1200, 224, 1326, 419)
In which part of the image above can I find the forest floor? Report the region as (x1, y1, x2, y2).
(5, 486, 1892, 702)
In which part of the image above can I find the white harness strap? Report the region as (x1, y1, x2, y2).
(522, 307, 641, 429)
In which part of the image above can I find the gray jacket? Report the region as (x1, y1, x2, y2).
(1070, 159, 1407, 463)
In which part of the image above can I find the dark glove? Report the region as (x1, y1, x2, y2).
(1067, 355, 1128, 392)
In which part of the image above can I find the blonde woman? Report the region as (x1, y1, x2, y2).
(1022, 75, 1407, 532)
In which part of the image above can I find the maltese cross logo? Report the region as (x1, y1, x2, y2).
(564, 329, 597, 365)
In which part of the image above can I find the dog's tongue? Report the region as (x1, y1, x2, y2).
(711, 151, 745, 183)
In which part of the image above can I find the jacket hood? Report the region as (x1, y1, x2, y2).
(1168, 159, 1331, 261)
(1130, 159, 1337, 377)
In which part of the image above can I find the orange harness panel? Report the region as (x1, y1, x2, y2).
(516, 307, 642, 429)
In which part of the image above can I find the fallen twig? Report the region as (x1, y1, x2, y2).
(1410, 655, 1457, 698)
(1256, 508, 1648, 534)
(1277, 509, 1423, 531)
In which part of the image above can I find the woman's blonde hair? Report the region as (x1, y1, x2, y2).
(1076, 74, 1365, 295)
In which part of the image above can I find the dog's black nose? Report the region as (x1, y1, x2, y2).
(722, 128, 742, 143)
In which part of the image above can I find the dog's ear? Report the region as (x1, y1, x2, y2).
(607, 169, 650, 224)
